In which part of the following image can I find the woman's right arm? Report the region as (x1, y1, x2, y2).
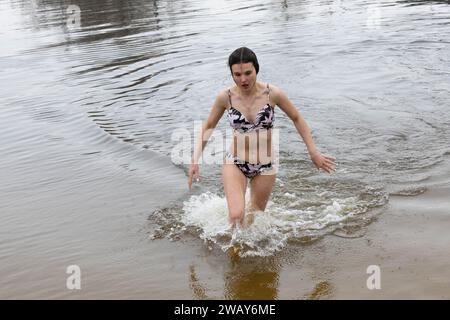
(188, 90, 228, 190)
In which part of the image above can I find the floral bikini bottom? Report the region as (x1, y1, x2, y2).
(224, 152, 275, 179)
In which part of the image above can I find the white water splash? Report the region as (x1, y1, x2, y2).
(180, 190, 359, 257)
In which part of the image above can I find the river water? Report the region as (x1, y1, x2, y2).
(1, 0, 449, 298)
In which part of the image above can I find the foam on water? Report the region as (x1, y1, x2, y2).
(179, 189, 361, 257)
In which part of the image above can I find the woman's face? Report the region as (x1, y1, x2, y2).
(231, 62, 257, 91)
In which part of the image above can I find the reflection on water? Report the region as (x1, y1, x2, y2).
(223, 254, 280, 300)
(189, 265, 208, 299)
(305, 280, 334, 300)
(188, 249, 336, 300)
(189, 253, 280, 300)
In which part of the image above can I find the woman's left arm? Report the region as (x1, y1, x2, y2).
(272, 85, 336, 173)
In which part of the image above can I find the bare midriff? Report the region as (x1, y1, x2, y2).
(228, 128, 273, 164)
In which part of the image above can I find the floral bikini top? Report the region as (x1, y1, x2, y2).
(227, 83, 275, 133)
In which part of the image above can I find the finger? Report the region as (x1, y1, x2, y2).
(188, 175, 192, 190)
(327, 164, 335, 172)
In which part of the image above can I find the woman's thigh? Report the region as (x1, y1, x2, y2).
(222, 161, 248, 216)
(249, 172, 276, 211)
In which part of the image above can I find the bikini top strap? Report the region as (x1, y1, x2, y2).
(228, 89, 233, 108)
(266, 83, 271, 106)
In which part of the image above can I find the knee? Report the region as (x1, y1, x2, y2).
(250, 202, 265, 212)
(228, 208, 244, 224)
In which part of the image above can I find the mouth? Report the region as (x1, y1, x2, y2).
(242, 84, 249, 88)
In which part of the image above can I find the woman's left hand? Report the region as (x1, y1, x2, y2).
(309, 150, 336, 173)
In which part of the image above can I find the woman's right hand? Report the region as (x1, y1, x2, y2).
(309, 149, 336, 173)
(188, 163, 201, 191)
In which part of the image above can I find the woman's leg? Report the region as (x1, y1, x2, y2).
(249, 172, 276, 212)
(222, 161, 248, 227)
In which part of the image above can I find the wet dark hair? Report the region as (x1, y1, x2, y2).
(228, 47, 259, 74)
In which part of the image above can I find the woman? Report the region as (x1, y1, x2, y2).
(188, 47, 336, 227)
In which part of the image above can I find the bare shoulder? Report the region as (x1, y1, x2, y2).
(266, 83, 285, 107)
(214, 88, 230, 110)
